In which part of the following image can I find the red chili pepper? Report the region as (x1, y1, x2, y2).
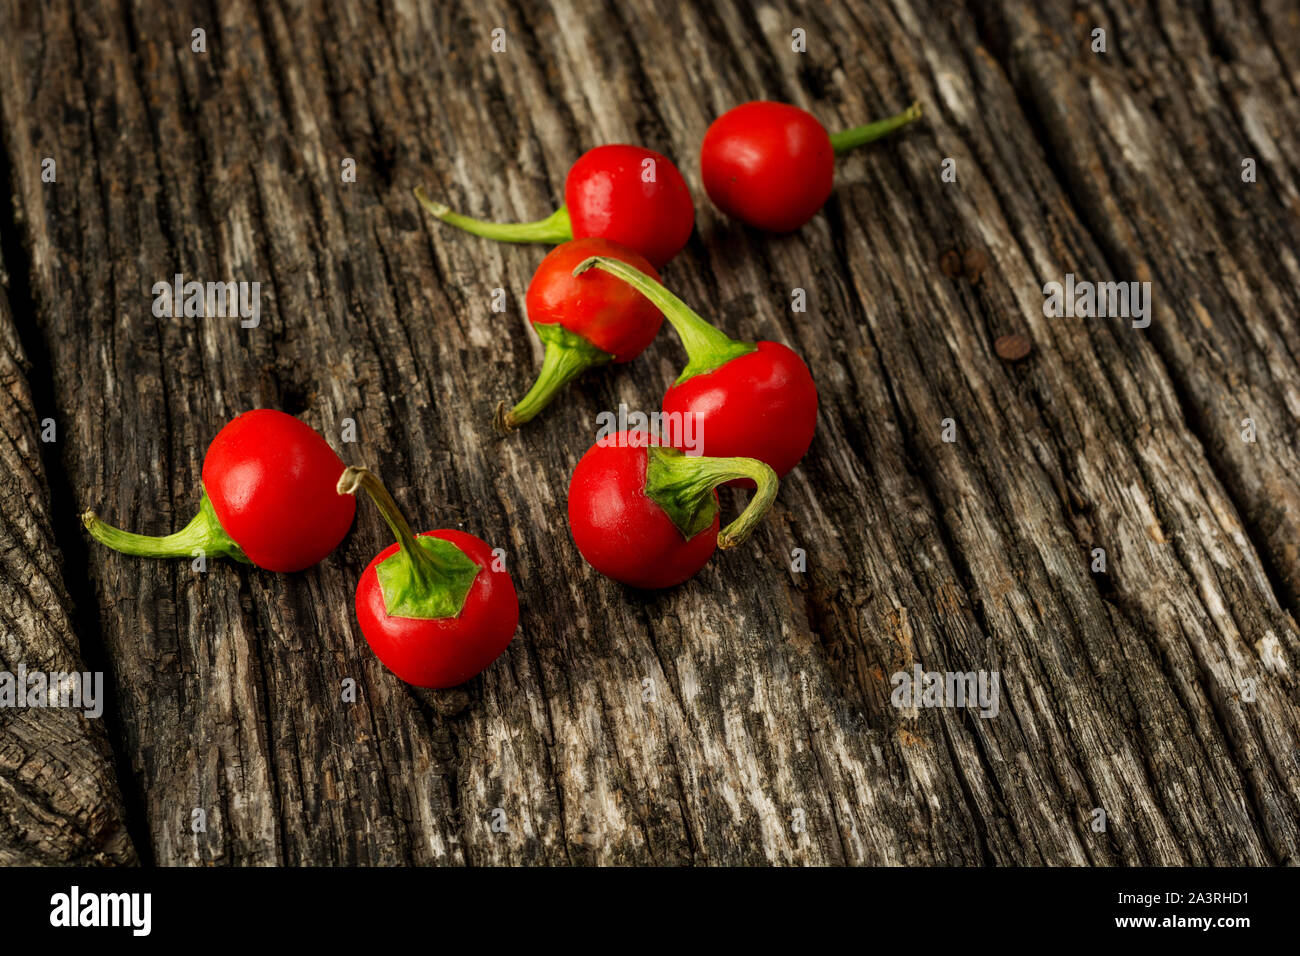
(494, 237, 664, 433)
(415, 144, 695, 267)
(568, 430, 778, 589)
(700, 100, 921, 232)
(572, 257, 817, 482)
(337, 467, 518, 688)
(82, 409, 355, 572)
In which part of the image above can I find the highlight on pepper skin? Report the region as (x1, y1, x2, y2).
(571, 255, 819, 484)
(567, 428, 779, 589)
(494, 236, 664, 435)
(415, 143, 695, 268)
(81, 408, 355, 573)
(701, 99, 922, 232)
(337, 466, 519, 689)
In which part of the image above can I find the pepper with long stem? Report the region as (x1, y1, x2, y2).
(82, 409, 355, 572)
(572, 256, 819, 481)
(494, 238, 663, 434)
(337, 466, 518, 688)
(568, 431, 780, 589)
(415, 144, 694, 268)
(701, 100, 922, 232)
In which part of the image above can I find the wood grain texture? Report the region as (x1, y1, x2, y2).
(0, 0, 1296, 865)
(976, 0, 1300, 610)
(0, 247, 137, 865)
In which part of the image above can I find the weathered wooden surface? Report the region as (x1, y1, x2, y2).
(0, 247, 137, 864)
(0, 0, 1297, 865)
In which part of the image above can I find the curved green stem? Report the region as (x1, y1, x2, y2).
(82, 494, 249, 563)
(572, 256, 756, 384)
(644, 447, 778, 548)
(495, 324, 612, 434)
(337, 466, 480, 620)
(414, 186, 573, 244)
(829, 100, 923, 153)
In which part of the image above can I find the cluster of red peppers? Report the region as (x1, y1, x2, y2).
(82, 410, 518, 689)
(83, 100, 919, 688)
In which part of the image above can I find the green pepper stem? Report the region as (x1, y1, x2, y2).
(828, 100, 923, 153)
(644, 447, 779, 548)
(336, 466, 481, 620)
(572, 256, 756, 384)
(82, 494, 249, 563)
(338, 466, 435, 588)
(414, 186, 573, 244)
(495, 323, 612, 434)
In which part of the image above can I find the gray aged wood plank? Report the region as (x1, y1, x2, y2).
(0, 0, 1296, 866)
(975, 0, 1300, 612)
(0, 245, 137, 865)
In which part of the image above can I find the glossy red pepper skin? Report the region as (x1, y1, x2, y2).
(701, 100, 922, 232)
(355, 529, 518, 688)
(565, 145, 695, 268)
(662, 341, 818, 482)
(200, 410, 355, 572)
(417, 144, 695, 268)
(570, 257, 819, 486)
(85, 408, 355, 571)
(568, 434, 720, 590)
(497, 238, 665, 432)
(526, 238, 663, 361)
(702, 102, 834, 233)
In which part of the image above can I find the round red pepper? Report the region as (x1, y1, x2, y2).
(572, 256, 818, 483)
(415, 144, 695, 268)
(568, 430, 778, 589)
(495, 237, 663, 432)
(338, 467, 518, 688)
(662, 341, 817, 480)
(701, 100, 921, 232)
(82, 409, 355, 572)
